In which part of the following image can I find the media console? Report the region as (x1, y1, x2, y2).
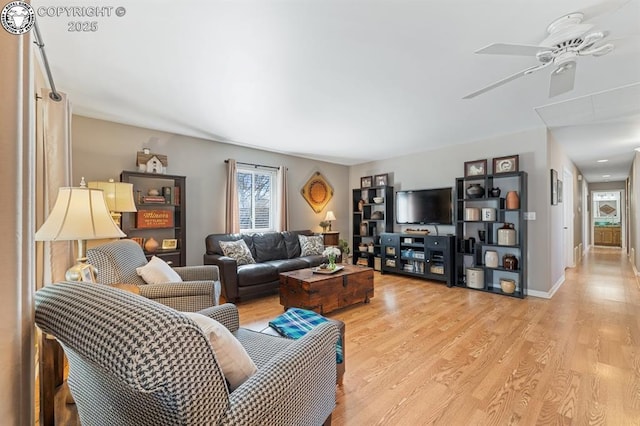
(379, 233, 455, 286)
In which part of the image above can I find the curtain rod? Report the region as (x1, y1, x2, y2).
(225, 159, 280, 170)
(33, 20, 61, 102)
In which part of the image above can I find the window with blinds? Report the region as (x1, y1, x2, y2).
(237, 166, 277, 232)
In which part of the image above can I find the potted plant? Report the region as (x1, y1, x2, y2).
(319, 220, 330, 232)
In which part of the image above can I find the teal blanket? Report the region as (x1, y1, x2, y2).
(269, 308, 343, 364)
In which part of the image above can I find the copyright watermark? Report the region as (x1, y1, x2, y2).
(35, 5, 126, 18)
(4, 3, 128, 33)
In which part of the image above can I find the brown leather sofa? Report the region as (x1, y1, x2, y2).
(204, 230, 325, 302)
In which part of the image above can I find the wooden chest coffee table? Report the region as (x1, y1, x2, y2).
(279, 264, 374, 314)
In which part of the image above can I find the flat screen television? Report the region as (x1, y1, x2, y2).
(395, 187, 453, 225)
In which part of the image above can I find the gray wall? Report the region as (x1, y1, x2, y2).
(72, 116, 349, 266)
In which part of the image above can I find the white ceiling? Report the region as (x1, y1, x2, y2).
(33, 0, 640, 182)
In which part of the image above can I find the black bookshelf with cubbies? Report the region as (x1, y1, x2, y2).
(352, 185, 394, 269)
(454, 171, 527, 298)
(120, 171, 186, 266)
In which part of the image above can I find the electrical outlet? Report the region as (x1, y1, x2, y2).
(524, 212, 536, 220)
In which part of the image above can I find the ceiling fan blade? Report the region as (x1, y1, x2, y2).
(475, 43, 549, 56)
(463, 65, 542, 99)
(549, 61, 577, 97)
(577, 0, 631, 22)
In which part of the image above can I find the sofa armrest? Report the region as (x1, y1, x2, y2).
(173, 265, 219, 282)
(224, 322, 339, 424)
(197, 303, 240, 332)
(203, 254, 238, 302)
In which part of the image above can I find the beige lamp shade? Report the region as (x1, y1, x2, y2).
(35, 186, 126, 241)
(324, 211, 336, 222)
(87, 179, 137, 213)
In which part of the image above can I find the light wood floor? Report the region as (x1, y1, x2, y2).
(43, 247, 640, 425)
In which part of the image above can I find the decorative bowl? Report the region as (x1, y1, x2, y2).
(373, 197, 384, 203)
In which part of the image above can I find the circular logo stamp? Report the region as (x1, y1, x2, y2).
(1, 1, 35, 35)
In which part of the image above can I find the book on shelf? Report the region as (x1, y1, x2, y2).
(162, 186, 173, 204)
(141, 195, 166, 203)
(174, 186, 180, 205)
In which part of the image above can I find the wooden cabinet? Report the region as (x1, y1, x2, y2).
(120, 171, 186, 266)
(454, 171, 527, 298)
(613, 228, 622, 245)
(322, 231, 340, 246)
(594, 226, 621, 247)
(352, 186, 394, 268)
(380, 233, 455, 286)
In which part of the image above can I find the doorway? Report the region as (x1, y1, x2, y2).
(591, 190, 623, 248)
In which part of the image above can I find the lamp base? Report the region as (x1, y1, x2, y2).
(65, 259, 96, 283)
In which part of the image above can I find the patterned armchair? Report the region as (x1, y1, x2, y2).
(87, 239, 221, 311)
(35, 282, 339, 426)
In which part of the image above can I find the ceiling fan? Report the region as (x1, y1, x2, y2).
(463, 1, 629, 99)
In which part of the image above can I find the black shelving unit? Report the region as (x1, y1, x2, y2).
(454, 171, 527, 298)
(352, 186, 394, 269)
(120, 171, 186, 266)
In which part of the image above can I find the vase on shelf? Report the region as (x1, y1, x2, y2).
(485, 250, 499, 268)
(144, 237, 159, 253)
(506, 191, 519, 209)
(489, 187, 501, 197)
(465, 184, 485, 198)
(497, 223, 516, 246)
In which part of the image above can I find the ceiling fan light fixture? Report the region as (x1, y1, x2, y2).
(553, 60, 576, 75)
(536, 50, 555, 63)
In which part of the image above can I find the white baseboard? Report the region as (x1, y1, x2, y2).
(527, 273, 565, 299)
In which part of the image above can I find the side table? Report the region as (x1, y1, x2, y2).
(322, 231, 340, 247)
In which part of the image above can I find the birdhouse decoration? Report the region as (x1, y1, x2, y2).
(136, 148, 168, 174)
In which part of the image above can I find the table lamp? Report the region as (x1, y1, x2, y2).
(35, 177, 126, 281)
(87, 178, 137, 227)
(324, 211, 336, 231)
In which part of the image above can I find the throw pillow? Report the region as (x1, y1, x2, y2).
(298, 234, 324, 256)
(183, 312, 257, 391)
(136, 256, 183, 284)
(219, 239, 255, 265)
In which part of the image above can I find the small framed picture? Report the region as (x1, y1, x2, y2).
(493, 155, 519, 174)
(360, 176, 372, 188)
(374, 173, 388, 186)
(79, 264, 95, 283)
(162, 238, 178, 250)
(464, 159, 487, 177)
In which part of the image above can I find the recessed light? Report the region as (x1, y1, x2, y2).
(602, 174, 611, 178)
(597, 159, 608, 163)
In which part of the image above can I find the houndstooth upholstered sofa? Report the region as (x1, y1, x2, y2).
(88, 239, 221, 311)
(35, 281, 339, 426)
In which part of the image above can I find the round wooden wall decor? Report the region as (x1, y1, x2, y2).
(301, 171, 334, 213)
